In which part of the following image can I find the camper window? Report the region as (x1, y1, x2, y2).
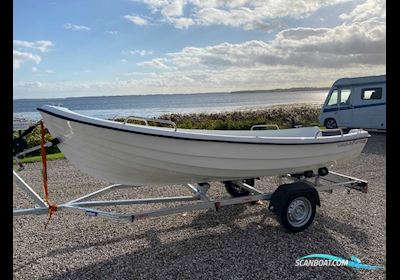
(340, 89, 351, 105)
(362, 88, 382, 100)
(327, 90, 338, 106)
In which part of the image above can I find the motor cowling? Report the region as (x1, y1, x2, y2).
(13, 137, 28, 156)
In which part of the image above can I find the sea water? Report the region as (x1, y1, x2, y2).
(13, 90, 327, 123)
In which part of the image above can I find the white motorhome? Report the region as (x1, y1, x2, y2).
(319, 75, 386, 130)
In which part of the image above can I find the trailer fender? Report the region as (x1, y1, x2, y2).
(268, 181, 320, 216)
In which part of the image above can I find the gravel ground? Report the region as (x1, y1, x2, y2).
(13, 132, 386, 280)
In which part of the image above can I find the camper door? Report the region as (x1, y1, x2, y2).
(323, 88, 339, 120)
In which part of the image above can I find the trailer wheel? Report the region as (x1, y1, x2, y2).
(269, 181, 319, 233)
(280, 194, 316, 233)
(324, 118, 338, 129)
(224, 178, 254, 197)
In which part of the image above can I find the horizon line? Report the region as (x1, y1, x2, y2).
(13, 86, 330, 101)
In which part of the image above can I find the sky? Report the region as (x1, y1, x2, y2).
(13, 0, 386, 99)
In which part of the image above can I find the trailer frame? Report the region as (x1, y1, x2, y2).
(13, 165, 368, 230)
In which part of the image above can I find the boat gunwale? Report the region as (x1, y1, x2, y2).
(38, 106, 370, 146)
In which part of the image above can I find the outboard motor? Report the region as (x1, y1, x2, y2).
(13, 124, 38, 156)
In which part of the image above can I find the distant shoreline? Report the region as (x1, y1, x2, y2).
(13, 87, 329, 101)
(13, 91, 228, 101)
(14, 102, 323, 128)
(230, 87, 330, 94)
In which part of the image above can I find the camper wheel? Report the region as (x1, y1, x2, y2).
(224, 178, 254, 197)
(324, 118, 338, 129)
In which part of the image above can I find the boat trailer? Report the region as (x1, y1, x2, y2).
(13, 123, 368, 233)
(14, 161, 368, 233)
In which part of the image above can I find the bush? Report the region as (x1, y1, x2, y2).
(13, 126, 60, 157)
(158, 104, 322, 130)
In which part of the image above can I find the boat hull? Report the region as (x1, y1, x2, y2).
(39, 107, 369, 186)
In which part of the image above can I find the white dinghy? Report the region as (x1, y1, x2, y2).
(13, 105, 371, 233)
(38, 105, 369, 186)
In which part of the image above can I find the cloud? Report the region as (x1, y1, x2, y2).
(137, 58, 171, 69)
(121, 18, 384, 94)
(161, 0, 184, 17)
(163, 20, 385, 69)
(106, 30, 118, 35)
(14, 81, 43, 88)
(63, 23, 91, 31)
(140, 0, 352, 30)
(194, 7, 263, 30)
(13, 40, 54, 52)
(340, 0, 385, 22)
(14, 0, 385, 97)
(124, 15, 149, 25)
(13, 50, 41, 70)
(122, 49, 154, 56)
(168, 17, 194, 29)
(13, 63, 385, 98)
(30, 67, 55, 74)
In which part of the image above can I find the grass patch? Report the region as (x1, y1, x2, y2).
(13, 152, 65, 164)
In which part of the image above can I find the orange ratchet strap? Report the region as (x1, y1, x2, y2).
(40, 121, 58, 228)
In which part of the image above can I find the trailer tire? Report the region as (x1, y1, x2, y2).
(269, 181, 319, 233)
(324, 118, 338, 129)
(224, 179, 254, 197)
(279, 194, 316, 232)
